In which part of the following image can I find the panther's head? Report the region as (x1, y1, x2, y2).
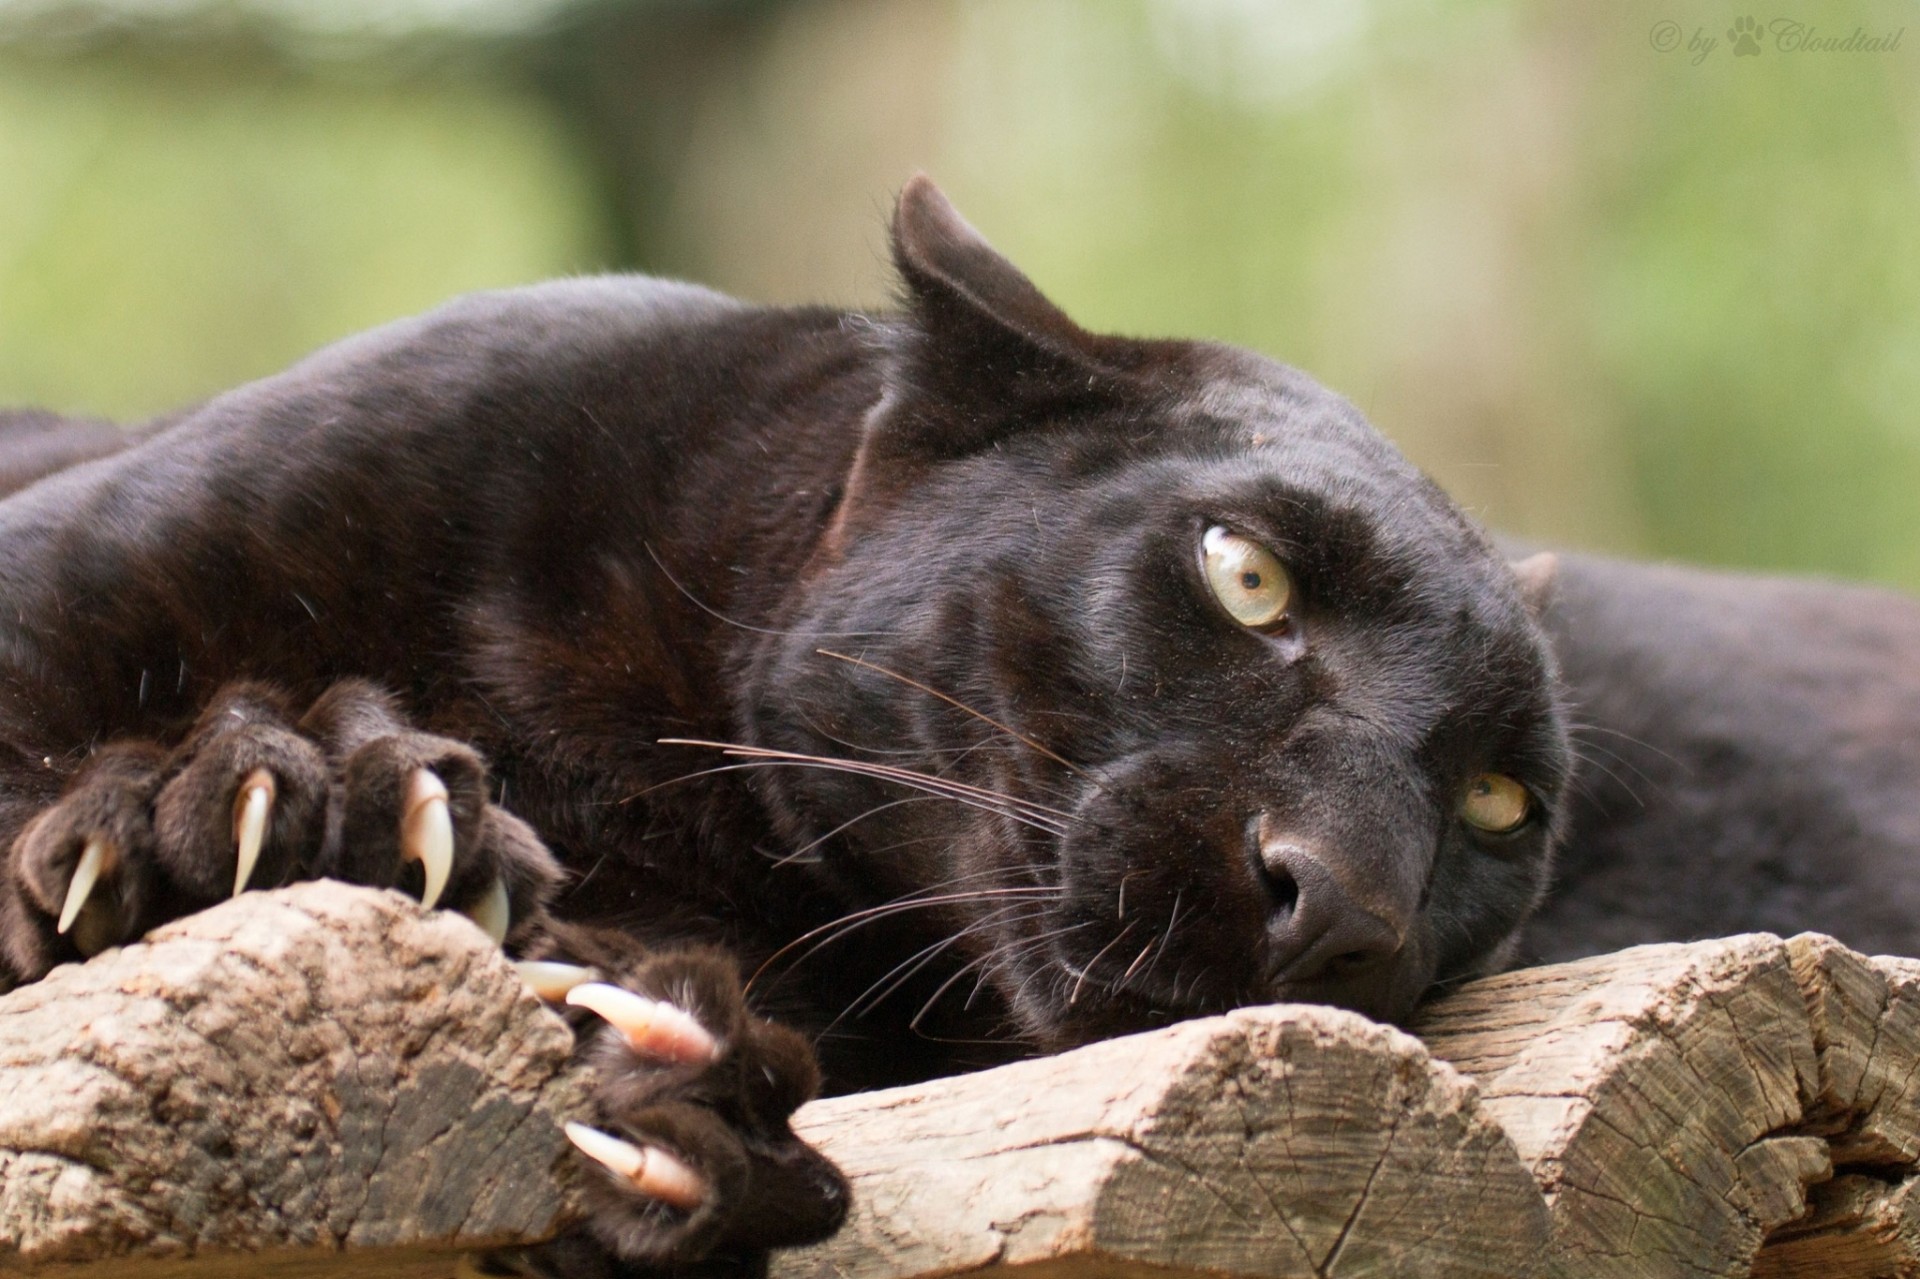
(745, 178, 1569, 1047)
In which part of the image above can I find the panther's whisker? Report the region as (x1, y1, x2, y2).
(787, 714, 1092, 811)
(814, 649, 1089, 778)
(1116, 932, 1162, 991)
(799, 888, 1062, 962)
(769, 795, 938, 868)
(910, 920, 1089, 1033)
(1566, 746, 1647, 810)
(1562, 715, 1684, 767)
(912, 941, 1021, 1031)
(763, 894, 1060, 1002)
(1566, 729, 1665, 787)
(835, 902, 1055, 1028)
(658, 739, 1076, 832)
(627, 754, 1067, 837)
(722, 758, 1071, 836)
(1134, 888, 1186, 990)
(1006, 923, 1095, 1014)
(1067, 919, 1138, 1007)
(745, 884, 1063, 992)
(685, 739, 1078, 818)
(643, 541, 892, 640)
(618, 762, 761, 803)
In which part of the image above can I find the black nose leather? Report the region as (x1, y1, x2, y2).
(1257, 834, 1405, 983)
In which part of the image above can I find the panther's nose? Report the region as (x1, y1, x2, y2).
(1253, 820, 1407, 984)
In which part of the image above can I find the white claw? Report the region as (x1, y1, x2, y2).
(563, 1122, 707, 1211)
(564, 1120, 644, 1178)
(467, 877, 511, 945)
(57, 837, 112, 936)
(566, 982, 720, 1064)
(630, 1142, 707, 1211)
(231, 771, 275, 898)
(514, 960, 592, 1002)
(401, 769, 453, 910)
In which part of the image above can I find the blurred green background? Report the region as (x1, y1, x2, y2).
(2, 0, 1916, 582)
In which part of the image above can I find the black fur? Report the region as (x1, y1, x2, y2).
(1523, 551, 1920, 963)
(0, 179, 1573, 1268)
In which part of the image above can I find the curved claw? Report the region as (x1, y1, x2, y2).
(57, 837, 112, 936)
(400, 769, 453, 910)
(466, 877, 511, 945)
(563, 1122, 707, 1211)
(514, 960, 591, 1002)
(566, 982, 720, 1064)
(231, 770, 275, 898)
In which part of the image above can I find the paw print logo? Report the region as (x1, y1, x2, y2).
(1728, 15, 1764, 56)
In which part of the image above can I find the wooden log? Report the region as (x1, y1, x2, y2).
(1417, 933, 1920, 1279)
(0, 883, 588, 1277)
(17, 884, 1920, 1279)
(0, 884, 1549, 1278)
(1741, 940, 1920, 1279)
(775, 1007, 1549, 1279)
(1416, 934, 1824, 1279)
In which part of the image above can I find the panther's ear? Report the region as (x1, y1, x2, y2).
(890, 175, 1095, 374)
(1510, 552, 1558, 619)
(875, 176, 1138, 460)
(822, 178, 1156, 557)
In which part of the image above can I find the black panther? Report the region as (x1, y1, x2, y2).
(0, 176, 1894, 1272)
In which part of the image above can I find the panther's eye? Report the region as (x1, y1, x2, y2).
(1461, 773, 1531, 833)
(1201, 526, 1293, 630)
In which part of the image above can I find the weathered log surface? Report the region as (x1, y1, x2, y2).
(1417, 932, 1920, 1279)
(0, 884, 588, 1277)
(11, 884, 1920, 1278)
(1418, 935, 1821, 1279)
(778, 1005, 1546, 1279)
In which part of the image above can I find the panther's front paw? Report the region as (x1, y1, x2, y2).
(299, 680, 559, 944)
(8, 684, 330, 967)
(540, 950, 848, 1267)
(5, 679, 563, 977)
(10, 741, 173, 961)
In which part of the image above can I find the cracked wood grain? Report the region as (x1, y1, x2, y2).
(1417, 935, 1825, 1279)
(1416, 933, 1920, 1279)
(1741, 941, 1920, 1278)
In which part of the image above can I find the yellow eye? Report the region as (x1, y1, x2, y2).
(1201, 526, 1293, 629)
(1461, 774, 1531, 833)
